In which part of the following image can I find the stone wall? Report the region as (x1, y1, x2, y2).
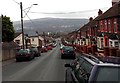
(2, 48, 17, 61)
(2, 42, 19, 61)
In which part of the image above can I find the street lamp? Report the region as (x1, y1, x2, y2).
(20, 2, 38, 49)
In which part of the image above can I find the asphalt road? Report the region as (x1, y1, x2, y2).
(2, 44, 76, 82)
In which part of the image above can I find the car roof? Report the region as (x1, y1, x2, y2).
(79, 54, 120, 67)
(63, 46, 73, 48)
(20, 49, 30, 50)
(79, 54, 103, 65)
(96, 63, 120, 67)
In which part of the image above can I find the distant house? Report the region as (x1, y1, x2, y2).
(79, 17, 98, 46)
(14, 32, 24, 47)
(27, 35, 44, 48)
(14, 32, 44, 48)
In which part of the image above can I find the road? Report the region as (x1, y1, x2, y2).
(2, 44, 76, 82)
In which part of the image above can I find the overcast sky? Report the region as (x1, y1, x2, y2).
(0, 0, 112, 21)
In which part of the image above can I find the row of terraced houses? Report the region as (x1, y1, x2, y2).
(66, 0, 120, 56)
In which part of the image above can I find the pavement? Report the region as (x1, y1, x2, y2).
(2, 59, 15, 67)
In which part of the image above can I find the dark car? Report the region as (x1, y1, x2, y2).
(61, 46, 76, 59)
(30, 47, 41, 57)
(16, 49, 34, 62)
(65, 54, 120, 83)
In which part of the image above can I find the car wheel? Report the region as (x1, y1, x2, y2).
(28, 56, 32, 61)
(16, 59, 20, 62)
(61, 55, 64, 59)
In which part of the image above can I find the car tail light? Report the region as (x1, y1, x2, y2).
(61, 50, 64, 53)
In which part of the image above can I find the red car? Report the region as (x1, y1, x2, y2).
(40, 46, 48, 53)
(47, 45, 53, 50)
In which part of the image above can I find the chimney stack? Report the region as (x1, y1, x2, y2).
(98, 9, 103, 16)
(89, 17, 93, 22)
(112, 0, 120, 6)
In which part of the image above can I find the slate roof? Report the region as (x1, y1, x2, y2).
(80, 17, 98, 32)
(108, 34, 120, 40)
(96, 1, 120, 20)
(14, 32, 22, 38)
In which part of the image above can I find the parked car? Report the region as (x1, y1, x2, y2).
(40, 46, 48, 53)
(60, 44, 65, 50)
(61, 46, 76, 59)
(65, 54, 120, 83)
(30, 47, 41, 57)
(16, 49, 34, 62)
(47, 45, 53, 50)
(52, 43, 57, 47)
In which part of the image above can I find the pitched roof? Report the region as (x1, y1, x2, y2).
(80, 18, 98, 32)
(109, 34, 120, 40)
(96, 1, 120, 20)
(14, 32, 22, 38)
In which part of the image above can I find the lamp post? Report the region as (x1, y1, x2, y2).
(20, 2, 38, 49)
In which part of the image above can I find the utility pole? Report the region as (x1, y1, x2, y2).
(20, 2, 24, 49)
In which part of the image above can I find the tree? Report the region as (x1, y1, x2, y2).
(2, 15, 15, 42)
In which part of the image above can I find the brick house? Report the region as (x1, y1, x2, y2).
(96, 1, 120, 49)
(79, 17, 98, 46)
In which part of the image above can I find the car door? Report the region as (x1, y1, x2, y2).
(73, 57, 93, 83)
(73, 62, 87, 83)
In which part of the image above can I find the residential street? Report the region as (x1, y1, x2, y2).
(2, 44, 75, 81)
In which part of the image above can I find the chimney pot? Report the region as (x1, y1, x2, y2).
(112, 0, 120, 6)
(89, 17, 93, 22)
(98, 9, 103, 16)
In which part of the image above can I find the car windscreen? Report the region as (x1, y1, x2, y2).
(17, 50, 29, 54)
(63, 47, 73, 51)
(95, 66, 120, 82)
(30, 48, 38, 52)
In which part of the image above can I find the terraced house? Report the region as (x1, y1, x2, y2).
(96, 0, 120, 50)
(78, 0, 120, 50)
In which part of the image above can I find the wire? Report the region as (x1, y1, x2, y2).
(12, 0, 20, 5)
(29, 7, 109, 15)
(23, 5, 33, 18)
(23, 10, 36, 28)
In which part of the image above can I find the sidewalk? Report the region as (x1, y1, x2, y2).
(2, 58, 15, 67)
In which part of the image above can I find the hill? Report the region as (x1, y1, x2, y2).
(13, 18, 88, 35)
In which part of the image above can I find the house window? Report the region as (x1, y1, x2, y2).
(105, 20, 107, 32)
(32, 38, 34, 41)
(110, 41, 113, 47)
(100, 21, 103, 31)
(114, 41, 119, 48)
(108, 20, 111, 33)
(97, 38, 100, 48)
(15, 40, 20, 44)
(101, 38, 104, 48)
(114, 19, 117, 33)
(27, 39, 30, 43)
